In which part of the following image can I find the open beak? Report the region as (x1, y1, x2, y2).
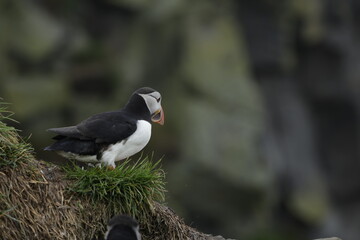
(151, 107, 164, 125)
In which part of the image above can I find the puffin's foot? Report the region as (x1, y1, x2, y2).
(106, 165, 115, 170)
(93, 161, 115, 170)
(87, 163, 96, 168)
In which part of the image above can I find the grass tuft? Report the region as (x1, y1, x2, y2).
(0, 102, 34, 168)
(63, 155, 166, 219)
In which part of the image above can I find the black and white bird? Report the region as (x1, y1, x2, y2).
(44, 87, 164, 169)
(105, 215, 141, 240)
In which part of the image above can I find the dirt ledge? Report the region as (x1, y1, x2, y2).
(0, 158, 234, 240)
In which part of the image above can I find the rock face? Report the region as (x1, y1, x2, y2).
(2, 0, 360, 239)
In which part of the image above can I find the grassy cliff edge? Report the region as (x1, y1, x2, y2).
(0, 105, 227, 240)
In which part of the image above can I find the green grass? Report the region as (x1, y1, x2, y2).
(0, 101, 34, 222)
(63, 155, 166, 218)
(0, 102, 34, 168)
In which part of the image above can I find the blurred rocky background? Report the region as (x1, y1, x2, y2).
(1, 0, 359, 239)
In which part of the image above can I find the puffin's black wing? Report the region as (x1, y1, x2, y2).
(45, 111, 137, 155)
(76, 111, 137, 144)
(47, 126, 90, 140)
(45, 125, 96, 154)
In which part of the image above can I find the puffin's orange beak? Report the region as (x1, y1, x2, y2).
(151, 107, 164, 125)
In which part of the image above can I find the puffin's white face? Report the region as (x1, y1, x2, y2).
(139, 91, 164, 125)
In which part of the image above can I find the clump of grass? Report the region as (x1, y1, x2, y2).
(0, 102, 34, 168)
(63, 156, 166, 219)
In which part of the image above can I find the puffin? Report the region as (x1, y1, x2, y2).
(44, 87, 164, 169)
(105, 215, 141, 240)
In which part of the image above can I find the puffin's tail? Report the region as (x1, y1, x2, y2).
(44, 138, 97, 156)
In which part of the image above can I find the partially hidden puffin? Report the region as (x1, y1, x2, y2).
(105, 215, 141, 240)
(44, 87, 164, 169)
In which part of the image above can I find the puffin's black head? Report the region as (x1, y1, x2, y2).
(125, 87, 164, 125)
(105, 215, 141, 240)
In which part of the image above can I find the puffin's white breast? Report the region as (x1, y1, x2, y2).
(101, 120, 152, 166)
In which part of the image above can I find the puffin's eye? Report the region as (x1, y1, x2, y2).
(150, 95, 161, 103)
